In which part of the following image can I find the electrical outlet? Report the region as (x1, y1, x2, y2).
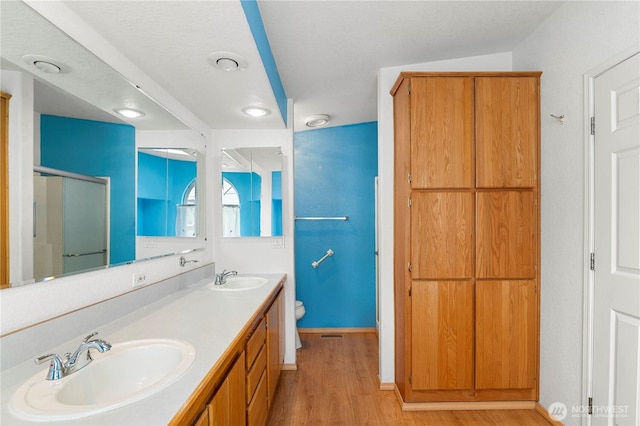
(132, 273, 147, 287)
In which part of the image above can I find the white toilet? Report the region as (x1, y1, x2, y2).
(295, 300, 306, 349)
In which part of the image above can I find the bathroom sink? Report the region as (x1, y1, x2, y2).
(208, 276, 269, 291)
(10, 338, 195, 421)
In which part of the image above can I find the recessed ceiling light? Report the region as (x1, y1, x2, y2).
(305, 114, 330, 128)
(208, 51, 248, 71)
(242, 106, 271, 118)
(22, 54, 67, 74)
(114, 108, 145, 118)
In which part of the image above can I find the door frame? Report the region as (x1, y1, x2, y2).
(582, 45, 640, 426)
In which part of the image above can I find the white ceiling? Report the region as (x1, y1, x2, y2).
(3, 1, 564, 132)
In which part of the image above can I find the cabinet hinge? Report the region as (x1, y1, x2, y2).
(590, 253, 595, 271)
(408, 172, 412, 183)
(588, 397, 593, 415)
(408, 83, 411, 95)
(409, 373, 412, 385)
(591, 117, 595, 136)
(408, 263, 412, 272)
(408, 285, 412, 297)
(408, 197, 412, 207)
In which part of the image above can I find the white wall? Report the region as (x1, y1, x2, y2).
(212, 111, 297, 365)
(376, 52, 513, 384)
(512, 2, 639, 422)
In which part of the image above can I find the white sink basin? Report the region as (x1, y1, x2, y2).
(10, 338, 195, 422)
(208, 276, 269, 291)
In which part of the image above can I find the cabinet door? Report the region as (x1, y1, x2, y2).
(210, 352, 246, 426)
(411, 77, 474, 189)
(411, 192, 474, 279)
(411, 280, 474, 390)
(266, 291, 282, 408)
(476, 280, 538, 389)
(476, 77, 539, 188)
(476, 191, 536, 279)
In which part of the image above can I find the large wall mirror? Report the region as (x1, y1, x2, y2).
(137, 148, 199, 238)
(222, 147, 283, 238)
(1, 1, 206, 287)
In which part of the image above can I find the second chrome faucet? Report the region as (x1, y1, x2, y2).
(35, 332, 112, 380)
(214, 269, 238, 285)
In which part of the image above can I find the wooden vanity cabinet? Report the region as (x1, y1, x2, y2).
(171, 280, 284, 425)
(392, 72, 541, 406)
(246, 287, 284, 425)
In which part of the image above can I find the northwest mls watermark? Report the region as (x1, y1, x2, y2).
(548, 401, 629, 421)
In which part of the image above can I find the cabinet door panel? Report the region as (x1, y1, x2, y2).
(411, 281, 474, 390)
(476, 77, 538, 188)
(412, 192, 474, 279)
(476, 280, 538, 389)
(411, 77, 474, 188)
(476, 191, 536, 279)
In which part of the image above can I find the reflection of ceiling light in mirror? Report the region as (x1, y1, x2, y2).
(208, 51, 248, 71)
(114, 108, 145, 118)
(22, 54, 67, 74)
(305, 114, 330, 128)
(242, 106, 271, 118)
(151, 148, 195, 157)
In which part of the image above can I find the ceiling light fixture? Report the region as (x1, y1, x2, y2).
(208, 51, 248, 71)
(242, 106, 271, 118)
(22, 54, 66, 74)
(305, 114, 330, 128)
(114, 108, 145, 118)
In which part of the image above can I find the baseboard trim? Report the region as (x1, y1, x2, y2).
(393, 385, 537, 412)
(379, 382, 395, 391)
(298, 327, 377, 334)
(401, 400, 536, 412)
(535, 402, 564, 425)
(281, 363, 298, 371)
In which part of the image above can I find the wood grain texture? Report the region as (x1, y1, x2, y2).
(476, 77, 539, 188)
(210, 351, 246, 426)
(268, 333, 551, 425)
(393, 77, 412, 397)
(476, 281, 538, 390)
(246, 317, 266, 369)
(266, 290, 282, 409)
(246, 345, 266, 404)
(411, 281, 474, 390)
(247, 372, 268, 426)
(1, 92, 11, 289)
(411, 77, 474, 188)
(476, 191, 536, 279)
(411, 192, 474, 279)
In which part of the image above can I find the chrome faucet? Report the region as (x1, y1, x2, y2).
(214, 269, 238, 285)
(35, 332, 112, 380)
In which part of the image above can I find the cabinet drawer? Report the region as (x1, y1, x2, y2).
(247, 371, 268, 426)
(246, 345, 266, 402)
(246, 318, 266, 369)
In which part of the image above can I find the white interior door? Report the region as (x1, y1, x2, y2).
(592, 52, 640, 426)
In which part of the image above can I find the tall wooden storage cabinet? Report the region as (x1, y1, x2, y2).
(392, 72, 541, 404)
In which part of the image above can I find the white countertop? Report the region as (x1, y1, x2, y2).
(0, 273, 285, 425)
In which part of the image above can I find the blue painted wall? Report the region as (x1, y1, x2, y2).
(40, 115, 135, 265)
(272, 171, 282, 236)
(240, 0, 287, 125)
(137, 152, 196, 236)
(294, 122, 378, 328)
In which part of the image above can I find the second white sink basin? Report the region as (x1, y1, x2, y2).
(10, 338, 195, 422)
(208, 276, 269, 291)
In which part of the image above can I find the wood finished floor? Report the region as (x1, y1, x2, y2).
(267, 333, 552, 426)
